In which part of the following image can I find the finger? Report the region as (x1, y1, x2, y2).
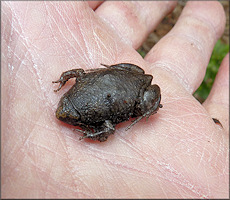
(202, 53, 229, 130)
(87, 1, 103, 10)
(95, 1, 177, 49)
(145, 2, 226, 94)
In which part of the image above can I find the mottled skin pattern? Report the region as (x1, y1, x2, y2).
(53, 63, 162, 142)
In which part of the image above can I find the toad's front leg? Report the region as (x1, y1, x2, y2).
(52, 69, 85, 92)
(77, 120, 115, 142)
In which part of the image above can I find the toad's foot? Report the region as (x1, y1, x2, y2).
(77, 120, 115, 142)
(52, 69, 85, 92)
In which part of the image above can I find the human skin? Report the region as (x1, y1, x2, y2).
(1, 1, 229, 198)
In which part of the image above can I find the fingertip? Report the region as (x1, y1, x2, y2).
(184, 1, 226, 40)
(96, 1, 177, 49)
(219, 52, 229, 81)
(203, 53, 229, 129)
(212, 52, 229, 89)
(144, 1, 227, 94)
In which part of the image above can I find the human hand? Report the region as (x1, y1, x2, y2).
(2, 1, 228, 198)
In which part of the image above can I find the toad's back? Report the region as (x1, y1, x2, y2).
(64, 69, 152, 124)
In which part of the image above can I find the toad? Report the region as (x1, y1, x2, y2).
(53, 63, 162, 142)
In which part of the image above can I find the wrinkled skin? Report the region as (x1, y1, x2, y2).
(2, 1, 229, 199)
(53, 63, 162, 142)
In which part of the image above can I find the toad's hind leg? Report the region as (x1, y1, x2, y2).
(78, 120, 115, 142)
(52, 69, 85, 92)
(101, 63, 145, 74)
(125, 99, 163, 131)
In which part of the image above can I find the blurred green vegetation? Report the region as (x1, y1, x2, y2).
(138, 39, 229, 103)
(137, 49, 146, 58)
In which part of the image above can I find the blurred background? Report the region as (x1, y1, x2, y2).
(137, 0, 229, 103)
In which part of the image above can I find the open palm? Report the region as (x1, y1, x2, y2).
(2, 1, 229, 198)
